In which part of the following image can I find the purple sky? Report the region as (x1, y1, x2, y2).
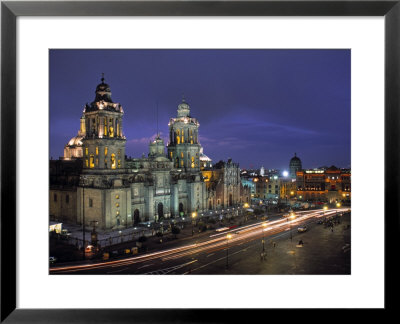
(50, 49, 350, 170)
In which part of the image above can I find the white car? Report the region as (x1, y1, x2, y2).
(297, 226, 307, 233)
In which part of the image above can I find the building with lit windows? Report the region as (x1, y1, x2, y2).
(296, 166, 351, 203)
(50, 77, 248, 230)
(202, 159, 251, 210)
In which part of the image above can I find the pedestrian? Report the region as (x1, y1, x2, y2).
(273, 242, 276, 248)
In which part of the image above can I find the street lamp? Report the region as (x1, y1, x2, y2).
(226, 233, 232, 269)
(288, 214, 296, 241)
(191, 212, 197, 236)
(261, 222, 267, 260)
(81, 176, 87, 260)
(323, 205, 328, 220)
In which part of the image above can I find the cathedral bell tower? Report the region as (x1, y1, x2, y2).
(167, 98, 202, 171)
(82, 75, 126, 170)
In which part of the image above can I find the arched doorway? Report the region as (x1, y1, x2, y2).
(158, 202, 164, 220)
(133, 209, 140, 225)
(229, 194, 233, 207)
(209, 200, 212, 210)
(179, 202, 184, 216)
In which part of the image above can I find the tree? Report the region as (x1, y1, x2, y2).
(138, 236, 147, 243)
(171, 226, 180, 239)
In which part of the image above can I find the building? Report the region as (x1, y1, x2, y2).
(50, 78, 207, 229)
(202, 159, 251, 210)
(296, 166, 351, 203)
(289, 153, 302, 178)
(50, 77, 249, 230)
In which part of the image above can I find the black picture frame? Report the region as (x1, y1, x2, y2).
(1, 0, 398, 322)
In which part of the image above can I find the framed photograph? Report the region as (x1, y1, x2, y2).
(1, 0, 397, 322)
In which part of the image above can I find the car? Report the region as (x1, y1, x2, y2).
(49, 256, 57, 264)
(297, 226, 307, 233)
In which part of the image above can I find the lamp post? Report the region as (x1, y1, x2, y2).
(288, 213, 295, 241)
(261, 222, 267, 260)
(323, 205, 328, 221)
(226, 233, 232, 269)
(191, 212, 197, 236)
(81, 176, 87, 260)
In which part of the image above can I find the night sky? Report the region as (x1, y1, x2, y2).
(49, 49, 350, 171)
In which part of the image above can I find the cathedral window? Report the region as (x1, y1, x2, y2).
(176, 130, 180, 144)
(181, 160, 184, 167)
(116, 195, 119, 199)
(105, 147, 108, 156)
(89, 198, 93, 207)
(109, 118, 114, 137)
(85, 159, 88, 168)
(96, 147, 98, 155)
(170, 152, 173, 158)
(85, 148, 88, 156)
(118, 160, 121, 168)
(111, 154, 116, 169)
(96, 158, 99, 166)
(191, 156, 195, 168)
(90, 155, 95, 168)
(116, 203, 119, 207)
(104, 158, 108, 168)
(104, 118, 108, 136)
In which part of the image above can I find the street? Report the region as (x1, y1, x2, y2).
(50, 208, 350, 275)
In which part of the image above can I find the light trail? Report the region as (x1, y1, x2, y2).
(50, 208, 350, 273)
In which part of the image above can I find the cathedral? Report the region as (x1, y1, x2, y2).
(50, 77, 250, 230)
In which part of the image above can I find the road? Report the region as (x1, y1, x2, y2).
(50, 208, 350, 274)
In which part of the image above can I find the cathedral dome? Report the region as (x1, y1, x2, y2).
(289, 153, 302, 178)
(93, 75, 113, 103)
(96, 82, 111, 92)
(67, 135, 83, 147)
(177, 97, 191, 117)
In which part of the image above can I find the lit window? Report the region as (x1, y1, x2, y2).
(116, 203, 119, 207)
(105, 147, 108, 156)
(96, 147, 98, 155)
(118, 160, 121, 168)
(115, 195, 119, 199)
(111, 154, 116, 169)
(85, 159, 88, 167)
(85, 148, 88, 156)
(90, 155, 95, 168)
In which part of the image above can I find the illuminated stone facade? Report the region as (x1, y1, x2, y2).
(296, 166, 351, 203)
(50, 78, 208, 229)
(202, 159, 251, 210)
